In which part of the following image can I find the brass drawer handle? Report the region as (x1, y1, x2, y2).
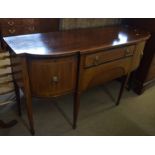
(52, 76, 59, 83)
(126, 48, 132, 56)
(9, 29, 15, 34)
(93, 55, 99, 66)
(8, 21, 14, 26)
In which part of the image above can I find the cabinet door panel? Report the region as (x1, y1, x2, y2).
(28, 56, 77, 97)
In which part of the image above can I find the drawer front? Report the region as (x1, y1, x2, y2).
(1, 19, 36, 28)
(2, 26, 25, 36)
(1, 25, 38, 36)
(81, 57, 132, 91)
(28, 56, 77, 97)
(1, 19, 24, 36)
(85, 46, 135, 68)
(0, 19, 59, 36)
(2, 26, 40, 36)
(2, 19, 23, 27)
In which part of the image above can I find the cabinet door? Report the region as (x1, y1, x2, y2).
(28, 56, 77, 97)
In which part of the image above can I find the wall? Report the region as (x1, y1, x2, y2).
(60, 18, 121, 30)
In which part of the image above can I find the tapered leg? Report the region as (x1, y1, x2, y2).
(20, 57, 35, 135)
(14, 82, 21, 116)
(25, 95, 35, 135)
(116, 74, 130, 106)
(0, 120, 17, 128)
(126, 72, 135, 91)
(73, 92, 80, 129)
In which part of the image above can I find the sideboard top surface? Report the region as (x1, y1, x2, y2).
(3, 25, 150, 57)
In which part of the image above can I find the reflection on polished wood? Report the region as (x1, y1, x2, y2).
(3, 26, 150, 135)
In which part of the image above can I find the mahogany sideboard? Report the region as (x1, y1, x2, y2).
(122, 19, 155, 94)
(2, 26, 150, 135)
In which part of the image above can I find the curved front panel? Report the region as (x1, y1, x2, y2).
(28, 56, 77, 97)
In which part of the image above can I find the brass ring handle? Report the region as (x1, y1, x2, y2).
(52, 76, 59, 83)
(9, 29, 15, 34)
(8, 21, 14, 26)
(93, 55, 99, 66)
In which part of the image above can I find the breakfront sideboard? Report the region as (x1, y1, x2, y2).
(3, 26, 150, 134)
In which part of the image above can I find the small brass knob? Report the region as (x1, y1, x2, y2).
(126, 48, 131, 56)
(8, 21, 14, 26)
(9, 29, 15, 34)
(93, 55, 99, 66)
(52, 76, 59, 83)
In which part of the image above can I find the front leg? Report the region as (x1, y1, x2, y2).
(21, 57, 35, 135)
(25, 92, 34, 135)
(73, 92, 80, 129)
(14, 82, 22, 116)
(116, 74, 130, 106)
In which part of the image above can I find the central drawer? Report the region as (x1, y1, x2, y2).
(85, 46, 135, 68)
(28, 56, 77, 97)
